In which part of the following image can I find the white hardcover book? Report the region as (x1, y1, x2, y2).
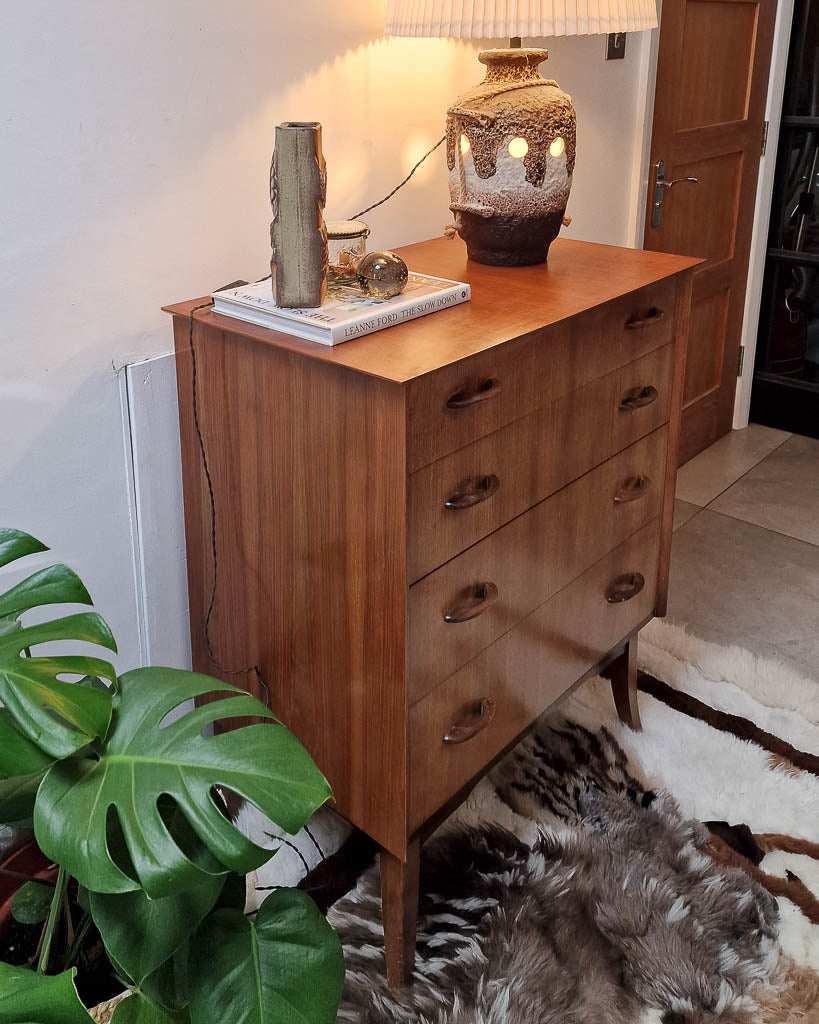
(211, 272, 471, 346)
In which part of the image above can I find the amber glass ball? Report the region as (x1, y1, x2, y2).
(357, 251, 409, 299)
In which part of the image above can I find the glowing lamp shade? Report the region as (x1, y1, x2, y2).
(385, 0, 659, 267)
(385, 0, 658, 37)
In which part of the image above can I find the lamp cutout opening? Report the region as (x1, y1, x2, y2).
(550, 136, 565, 158)
(508, 137, 529, 159)
(460, 134, 471, 156)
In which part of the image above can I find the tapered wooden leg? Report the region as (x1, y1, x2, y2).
(380, 839, 420, 989)
(606, 636, 642, 730)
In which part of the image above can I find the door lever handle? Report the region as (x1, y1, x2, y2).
(659, 176, 699, 188)
(651, 159, 698, 228)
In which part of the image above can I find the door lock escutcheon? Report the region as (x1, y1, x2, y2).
(651, 159, 699, 228)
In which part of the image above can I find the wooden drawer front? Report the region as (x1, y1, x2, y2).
(407, 276, 677, 472)
(408, 344, 673, 581)
(408, 427, 667, 703)
(409, 520, 660, 831)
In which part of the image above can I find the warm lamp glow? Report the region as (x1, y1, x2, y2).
(384, 0, 658, 37)
(550, 136, 565, 158)
(460, 133, 471, 155)
(508, 137, 528, 158)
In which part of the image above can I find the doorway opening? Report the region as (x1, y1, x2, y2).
(752, 0, 819, 439)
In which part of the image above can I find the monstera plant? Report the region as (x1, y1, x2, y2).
(0, 528, 344, 1023)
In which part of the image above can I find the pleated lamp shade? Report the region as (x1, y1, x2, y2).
(384, 0, 658, 37)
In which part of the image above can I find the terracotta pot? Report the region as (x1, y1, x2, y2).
(446, 48, 576, 266)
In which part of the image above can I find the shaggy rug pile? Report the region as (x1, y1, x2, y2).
(248, 622, 819, 1022)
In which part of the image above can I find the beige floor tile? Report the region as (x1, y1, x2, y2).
(675, 424, 791, 507)
(710, 434, 819, 546)
(664, 509, 819, 680)
(672, 499, 700, 532)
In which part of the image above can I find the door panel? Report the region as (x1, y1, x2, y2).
(644, 0, 777, 463)
(684, 286, 731, 405)
(662, 153, 744, 262)
(676, 2, 758, 129)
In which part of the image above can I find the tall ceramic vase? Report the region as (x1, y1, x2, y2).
(446, 49, 576, 267)
(270, 121, 328, 308)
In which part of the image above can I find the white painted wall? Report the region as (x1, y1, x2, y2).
(0, 0, 655, 671)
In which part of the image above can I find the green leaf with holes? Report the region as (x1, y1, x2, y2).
(34, 667, 332, 897)
(187, 889, 344, 1024)
(0, 612, 116, 758)
(0, 964, 92, 1024)
(0, 528, 117, 759)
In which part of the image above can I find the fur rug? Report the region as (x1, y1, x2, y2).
(245, 622, 819, 1021)
(330, 719, 780, 1023)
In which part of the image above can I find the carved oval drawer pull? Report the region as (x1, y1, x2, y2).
(446, 378, 501, 409)
(444, 697, 496, 744)
(606, 572, 646, 604)
(444, 474, 500, 510)
(613, 475, 651, 503)
(625, 307, 665, 330)
(443, 582, 499, 624)
(619, 385, 659, 412)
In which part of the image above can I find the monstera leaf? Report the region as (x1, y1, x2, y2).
(35, 668, 332, 897)
(187, 889, 344, 1024)
(0, 528, 117, 759)
(0, 708, 55, 821)
(0, 964, 92, 1024)
(89, 873, 225, 983)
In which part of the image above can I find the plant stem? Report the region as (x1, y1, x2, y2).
(63, 910, 92, 970)
(29, 918, 47, 966)
(37, 865, 66, 974)
(62, 883, 74, 946)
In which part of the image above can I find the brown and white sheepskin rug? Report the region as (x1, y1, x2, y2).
(245, 622, 819, 1022)
(330, 720, 779, 1024)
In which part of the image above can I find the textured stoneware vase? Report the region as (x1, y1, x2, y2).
(270, 121, 328, 308)
(446, 49, 576, 266)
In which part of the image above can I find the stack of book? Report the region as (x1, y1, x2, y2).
(212, 272, 471, 346)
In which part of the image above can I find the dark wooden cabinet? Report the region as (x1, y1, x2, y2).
(165, 236, 696, 988)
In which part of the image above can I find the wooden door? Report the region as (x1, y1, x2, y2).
(644, 0, 777, 463)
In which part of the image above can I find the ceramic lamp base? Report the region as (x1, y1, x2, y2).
(455, 209, 565, 266)
(446, 48, 576, 268)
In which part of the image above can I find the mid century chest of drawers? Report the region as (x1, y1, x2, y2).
(166, 236, 697, 988)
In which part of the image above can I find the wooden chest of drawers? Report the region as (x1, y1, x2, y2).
(166, 236, 696, 988)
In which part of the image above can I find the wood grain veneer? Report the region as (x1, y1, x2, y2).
(408, 428, 668, 703)
(167, 236, 696, 989)
(406, 276, 677, 471)
(172, 319, 409, 857)
(409, 520, 661, 830)
(165, 237, 697, 385)
(408, 345, 673, 581)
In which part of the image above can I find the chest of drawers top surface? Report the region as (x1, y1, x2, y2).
(164, 236, 698, 384)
